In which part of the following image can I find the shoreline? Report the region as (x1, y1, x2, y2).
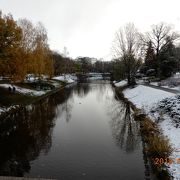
(114, 85, 172, 179)
(0, 82, 76, 121)
(0, 81, 174, 179)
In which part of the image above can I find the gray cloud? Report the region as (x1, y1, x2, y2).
(1, 0, 180, 60)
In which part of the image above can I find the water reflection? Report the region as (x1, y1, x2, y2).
(73, 83, 91, 98)
(108, 93, 141, 153)
(0, 89, 73, 177)
(0, 82, 150, 179)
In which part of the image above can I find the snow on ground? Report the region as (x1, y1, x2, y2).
(163, 86, 179, 90)
(0, 108, 4, 113)
(52, 74, 77, 83)
(173, 72, 180, 79)
(171, 86, 180, 91)
(160, 116, 180, 179)
(0, 106, 9, 115)
(87, 76, 103, 80)
(150, 82, 159, 86)
(114, 80, 127, 87)
(150, 81, 180, 91)
(87, 74, 103, 80)
(0, 84, 45, 96)
(49, 80, 61, 88)
(0, 105, 19, 116)
(163, 85, 180, 91)
(25, 74, 39, 82)
(151, 72, 180, 89)
(150, 95, 180, 179)
(123, 85, 180, 179)
(123, 85, 174, 112)
(136, 79, 146, 84)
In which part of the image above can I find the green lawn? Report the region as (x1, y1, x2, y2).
(0, 87, 35, 107)
(0, 80, 63, 107)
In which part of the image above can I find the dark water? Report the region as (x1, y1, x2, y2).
(0, 81, 152, 179)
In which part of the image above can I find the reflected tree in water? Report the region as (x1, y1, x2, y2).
(96, 83, 108, 103)
(73, 83, 91, 98)
(0, 88, 74, 177)
(56, 87, 74, 123)
(108, 95, 141, 153)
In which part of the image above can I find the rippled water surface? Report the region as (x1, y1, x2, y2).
(0, 81, 151, 179)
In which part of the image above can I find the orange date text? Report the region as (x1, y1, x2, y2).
(152, 158, 180, 165)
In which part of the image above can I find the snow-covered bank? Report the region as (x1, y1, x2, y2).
(52, 74, 77, 83)
(150, 81, 180, 91)
(0, 75, 77, 117)
(149, 72, 180, 91)
(121, 84, 180, 179)
(0, 105, 19, 116)
(87, 76, 103, 80)
(87, 73, 103, 80)
(0, 84, 46, 96)
(151, 96, 180, 179)
(0, 83, 50, 117)
(114, 80, 127, 87)
(124, 85, 174, 112)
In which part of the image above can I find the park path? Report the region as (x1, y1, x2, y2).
(142, 83, 180, 94)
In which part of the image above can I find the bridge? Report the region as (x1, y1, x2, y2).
(76, 72, 112, 81)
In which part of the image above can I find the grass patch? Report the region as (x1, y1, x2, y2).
(140, 117, 172, 159)
(0, 87, 35, 107)
(140, 117, 157, 135)
(147, 135, 173, 158)
(0, 80, 64, 107)
(16, 82, 36, 90)
(17, 81, 55, 90)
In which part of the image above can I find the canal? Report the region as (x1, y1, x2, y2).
(0, 81, 153, 179)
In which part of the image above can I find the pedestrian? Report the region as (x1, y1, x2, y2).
(8, 86, 12, 92)
(13, 86, 16, 93)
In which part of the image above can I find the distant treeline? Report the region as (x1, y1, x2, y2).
(0, 11, 54, 82)
(52, 53, 113, 75)
(0, 11, 115, 82)
(112, 23, 180, 84)
(3, 11, 179, 84)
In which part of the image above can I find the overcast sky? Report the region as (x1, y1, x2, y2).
(1, 0, 180, 60)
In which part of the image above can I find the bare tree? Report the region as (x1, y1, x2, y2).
(18, 19, 36, 53)
(148, 23, 178, 56)
(141, 22, 179, 77)
(62, 46, 69, 79)
(112, 23, 142, 85)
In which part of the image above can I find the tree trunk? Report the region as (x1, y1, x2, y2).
(127, 73, 131, 85)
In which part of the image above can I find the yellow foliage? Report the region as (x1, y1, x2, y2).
(0, 12, 54, 82)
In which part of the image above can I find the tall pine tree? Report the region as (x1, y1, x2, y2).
(144, 41, 156, 70)
(159, 36, 177, 77)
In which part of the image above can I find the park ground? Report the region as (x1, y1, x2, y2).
(0, 74, 77, 116)
(1, 72, 180, 178)
(114, 74, 180, 179)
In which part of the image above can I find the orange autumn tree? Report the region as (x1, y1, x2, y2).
(18, 19, 36, 78)
(19, 20, 54, 80)
(0, 12, 54, 82)
(32, 22, 54, 79)
(0, 11, 23, 81)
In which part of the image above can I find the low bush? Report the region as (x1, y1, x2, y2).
(147, 135, 173, 158)
(140, 117, 157, 135)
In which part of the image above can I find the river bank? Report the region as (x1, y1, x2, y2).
(0, 76, 77, 120)
(113, 81, 176, 179)
(0, 81, 149, 179)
